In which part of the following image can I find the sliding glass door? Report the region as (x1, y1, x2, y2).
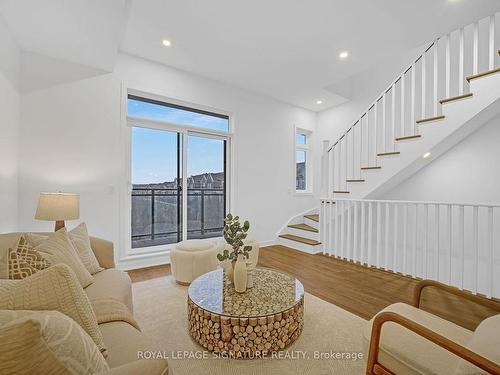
(187, 134, 226, 240)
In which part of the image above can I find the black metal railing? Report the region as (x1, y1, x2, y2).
(131, 187, 225, 248)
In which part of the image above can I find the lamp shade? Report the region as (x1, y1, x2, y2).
(34, 192, 80, 221)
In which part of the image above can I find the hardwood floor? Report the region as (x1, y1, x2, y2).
(128, 244, 498, 329)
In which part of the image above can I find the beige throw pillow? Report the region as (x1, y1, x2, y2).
(34, 229, 94, 287)
(0, 263, 106, 355)
(68, 223, 104, 275)
(0, 310, 109, 375)
(8, 236, 49, 279)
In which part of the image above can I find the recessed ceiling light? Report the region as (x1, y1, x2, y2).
(423, 152, 431, 159)
(316, 100, 323, 105)
(162, 39, 172, 47)
(339, 51, 349, 59)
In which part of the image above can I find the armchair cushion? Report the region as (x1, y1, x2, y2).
(456, 314, 500, 374)
(89, 236, 115, 269)
(68, 223, 104, 275)
(365, 302, 473, 375)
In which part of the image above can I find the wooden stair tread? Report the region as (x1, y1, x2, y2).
(395, 134, 422, 141)
(334, 191, 350, 194)
(279, 234, 321, 246)
(304, 214, 319, 222)
(288, 223, 318, 233)
(377, 151, 400, 156)
(439, 92, 473, 104)
(346, 179, 365, 182)
(416, 115, 445, 124)
(361, 166, 382, 170)
(466, 67, 500, 82)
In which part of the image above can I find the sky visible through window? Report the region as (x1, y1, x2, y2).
(130, 99, 226, 184)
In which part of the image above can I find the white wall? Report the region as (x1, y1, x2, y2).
(0, 16, 20, 232)
(18, 53, 317, 267)
(381, 113, 500, 204)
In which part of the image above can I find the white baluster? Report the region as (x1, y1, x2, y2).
(433, 41, 438, 116)
(359, 116, 363, 179)
(424, 204, 429, 279)
(374, 103, 378, 165)
(435, 204, 440, 281)
(459, 205, 465, 289)
(422, 52, 426, 120)
(340, 200, 345, 259)
(459, 28, 464, 95)
(393, 203, 398, 271)
(353, 201, 358, 262)
(413, 204, 418, 278)
(472, 206, 478, 294)
(447, 205, 452, 285)
(376, 202, 382, 268)
(384, 203, 390, 269)
(368, 202, 373, 266)
(347, 201, 352, 260)
(445, 34, 450, 99)
(411, 64, 416, 134)
(473, 22, 479, 75)
(329, 201, 334, 256)
(489, 15, 495, 70)
(401, 74, 405, 138)
(361, 202, 366, 265)
(382, 95, 386, 152)
(391, 84, 396, 151)
(334, 199, 339, 257)
(488, 207, 494, 298)
(344, 136, 348, 191)
(403, 203, 408, 275)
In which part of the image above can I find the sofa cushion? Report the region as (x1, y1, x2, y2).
(0, 233, 23, 279)
(8, 236, 49, 279)
(99, 321, 168, 374)
(0, 264, 107, 356)
(364, 302, 473, 375)
(85, 269, 133, 313)
(33, 229, 94, 288)
(455, 314, 500, 374)
(68, 223, 104, 275)
(0, 310, 109, 375)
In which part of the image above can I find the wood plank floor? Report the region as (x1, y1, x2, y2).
(128, 245, 498, 329)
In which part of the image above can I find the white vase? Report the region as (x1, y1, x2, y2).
(233, 254, 247, 293)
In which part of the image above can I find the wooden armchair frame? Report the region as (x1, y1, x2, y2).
(366, 280, 500, 375)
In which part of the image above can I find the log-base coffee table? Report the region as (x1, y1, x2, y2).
(187, 267, 304, 359)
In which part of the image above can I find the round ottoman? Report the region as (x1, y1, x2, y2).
(170, 239, 219, 285)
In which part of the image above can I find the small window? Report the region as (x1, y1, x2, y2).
(128, 95, 229, 133)
(295, 128, 311, 192)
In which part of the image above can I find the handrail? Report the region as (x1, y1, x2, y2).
(328, 39, 437, 151)
(321, 197, 500, 208)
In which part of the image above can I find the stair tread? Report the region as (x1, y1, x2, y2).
(279, 234, 321, 246)
(395, 134, 422, 141)
(416, 115, 445, 124)
(334, 191, 350, 194)
(304, 214, 319, 222)
(466, 67, 500, 82)
(361, 166, 382, 170)
(288, 223, 318, 233)
(439, 92, 473, 104)
(346, 179, 365, 182)
(377, 151, 400, 156)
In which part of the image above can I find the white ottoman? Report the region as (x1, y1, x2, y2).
(170, 239, 219, 285)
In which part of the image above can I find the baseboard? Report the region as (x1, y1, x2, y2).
(259, 239, 277, 247)
(117, 250, 171, 271)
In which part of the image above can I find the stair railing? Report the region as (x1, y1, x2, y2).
(321, 12, 499, 198)
(320, 198, 500, 299)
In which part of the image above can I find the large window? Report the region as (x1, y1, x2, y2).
(129, 95, 230, 249)
(295, 128, 311, 193)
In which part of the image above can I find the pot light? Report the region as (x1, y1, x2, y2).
(316, 100, 323, 105)
(423, 152, 431, 159)
(162, 39, 172, 47)
(339, 51, 349, 59)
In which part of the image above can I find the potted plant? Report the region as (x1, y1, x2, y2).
(217, 214, 252, 292)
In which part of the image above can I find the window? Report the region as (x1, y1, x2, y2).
(295, 128, 311, 192)
(128, 94, 230, 250)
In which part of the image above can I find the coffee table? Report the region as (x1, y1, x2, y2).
(187, 267, 304, 358)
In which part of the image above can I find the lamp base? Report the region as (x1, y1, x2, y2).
(54, 220, 65, 232)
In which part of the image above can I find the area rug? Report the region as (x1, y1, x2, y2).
(133, 275, 368, 374)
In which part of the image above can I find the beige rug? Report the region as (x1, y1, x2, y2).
(133, 275, 368, 374)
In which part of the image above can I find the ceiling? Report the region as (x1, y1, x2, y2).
(1, 0, 500, 111)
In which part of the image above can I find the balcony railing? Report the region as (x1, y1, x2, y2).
(131, 187, 225, 248)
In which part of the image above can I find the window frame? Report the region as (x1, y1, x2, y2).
(294, 126, 312, 195)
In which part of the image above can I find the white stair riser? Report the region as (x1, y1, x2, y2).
(286, 227, 319, 241)
(277, 237, 322, 254)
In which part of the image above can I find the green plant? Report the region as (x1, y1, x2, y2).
(217, 213, 252, 263)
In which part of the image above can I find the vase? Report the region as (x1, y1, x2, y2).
(246, 260, 255, 288)
(221, 260, 234, 283)
(233, 254, 247, 293)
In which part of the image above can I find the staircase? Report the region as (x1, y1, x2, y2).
(323, 14, 500, 200)
(277, 213, 322, 254)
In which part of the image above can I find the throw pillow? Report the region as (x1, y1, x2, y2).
(0, 263, 106, 355)
(68, 223, 104, 275)
(34, 229, 94, 288)
(8, 236, 49, 279)
(0, 310, 109, 375)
